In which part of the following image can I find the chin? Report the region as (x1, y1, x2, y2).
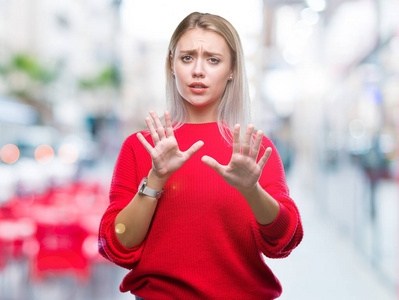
(187, 100, 215, 108)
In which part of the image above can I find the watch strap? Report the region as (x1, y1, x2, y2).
(138, 177, 164, 199)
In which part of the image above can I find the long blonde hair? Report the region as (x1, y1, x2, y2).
(166, 12, 251, 144)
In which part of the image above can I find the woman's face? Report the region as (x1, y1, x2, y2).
(171, 28, 233, 123)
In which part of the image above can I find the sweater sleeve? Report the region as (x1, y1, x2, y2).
(251, 138, 303, 259)
(98, 135, 146, 269)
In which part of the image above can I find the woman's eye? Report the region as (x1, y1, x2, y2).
(181, 56, 192, 62)
(209, 58, 220, 64)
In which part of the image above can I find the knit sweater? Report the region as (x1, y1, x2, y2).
(98, 122, 303, 299)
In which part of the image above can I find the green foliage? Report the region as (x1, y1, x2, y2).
(79, 64, 120, 90)
(0, 53, 120, 91)
(0, 53, 58, 83)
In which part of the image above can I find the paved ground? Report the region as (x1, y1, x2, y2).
(264, 162, 397, 300)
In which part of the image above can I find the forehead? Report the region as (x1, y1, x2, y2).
(176, 28, 230, 54)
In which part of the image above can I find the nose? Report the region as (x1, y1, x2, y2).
(192, 60, 205, 78)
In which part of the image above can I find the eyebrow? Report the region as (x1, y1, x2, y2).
(178, 49, 224, 57)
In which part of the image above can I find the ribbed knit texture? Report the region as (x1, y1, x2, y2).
(98, 123, 303, 299)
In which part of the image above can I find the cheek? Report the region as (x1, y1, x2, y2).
(174, 76, 188, 97)
(214, 69, 230, 84)
(216, 83, 228, 97)
(174, 68, 187, 85)
(215, 76, 229, 92)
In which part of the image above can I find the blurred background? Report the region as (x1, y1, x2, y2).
(0, 0, 398, 299)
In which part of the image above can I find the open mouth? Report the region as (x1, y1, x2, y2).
(189, 84, 208, 94)
(189, 82, 208, 88)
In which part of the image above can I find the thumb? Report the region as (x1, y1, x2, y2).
(184, 140, 204, 160)
(201, 155, 224, 175)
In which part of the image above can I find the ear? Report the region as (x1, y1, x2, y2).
(170, 54, 174, 73)
(228, 65, 234, 80)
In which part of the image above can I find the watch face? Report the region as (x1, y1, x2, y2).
(139, 177, 147, 193)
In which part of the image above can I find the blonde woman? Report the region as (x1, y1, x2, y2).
(99, 12, 303, 300)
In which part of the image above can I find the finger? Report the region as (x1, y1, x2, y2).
(183, 141, 204, 160)
(233, 124, 241, 154)
(145, 117, 159, 144)
(150, 111, 166, 140)
(242, 124, 254, 156)
(137, 132, 154, 154)
(164, 111, 174, 138)
(251, 130, 264, 160)
(258, 147, 272, 170)
(201, 155, 224, 176)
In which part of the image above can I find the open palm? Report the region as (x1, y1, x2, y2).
(202, 124, 272, 193)
(137, 111, 204, 180)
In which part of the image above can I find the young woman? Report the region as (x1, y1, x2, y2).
(99, 12, 303, 299)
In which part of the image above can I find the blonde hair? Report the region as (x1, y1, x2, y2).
(166, 12, 251, 144)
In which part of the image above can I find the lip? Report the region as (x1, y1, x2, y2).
(189, 82, 208, 94)
(189, 82, 208, 88)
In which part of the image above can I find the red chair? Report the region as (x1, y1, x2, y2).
(30, 222, 89, 282)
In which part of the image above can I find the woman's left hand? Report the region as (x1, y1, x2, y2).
(202, 124, 272, 194)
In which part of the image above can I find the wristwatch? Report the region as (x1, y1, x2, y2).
(138, 177, 164, 200)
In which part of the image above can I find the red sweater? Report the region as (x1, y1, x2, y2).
(98, 122, 303, 299)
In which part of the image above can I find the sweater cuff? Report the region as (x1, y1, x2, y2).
(110, 226, 143, 254)
(257, 202, 294, 238)
(99, 220, 144, 268)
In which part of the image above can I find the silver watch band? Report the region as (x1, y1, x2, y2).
(138, 177, 164, 199)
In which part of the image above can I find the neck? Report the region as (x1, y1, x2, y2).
(184, 101, 220, 124)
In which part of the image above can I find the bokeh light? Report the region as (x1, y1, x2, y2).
(34, 145, 54, 164)
(0, 144, 20, 164)
(58, 144, 80, 164)
(301, 8, 319, 25)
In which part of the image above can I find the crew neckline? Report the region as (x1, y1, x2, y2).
(177, 122, 220, 132)
(182, 122, 218, 126)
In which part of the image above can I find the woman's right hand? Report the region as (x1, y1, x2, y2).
(137, 111, 204, 183)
